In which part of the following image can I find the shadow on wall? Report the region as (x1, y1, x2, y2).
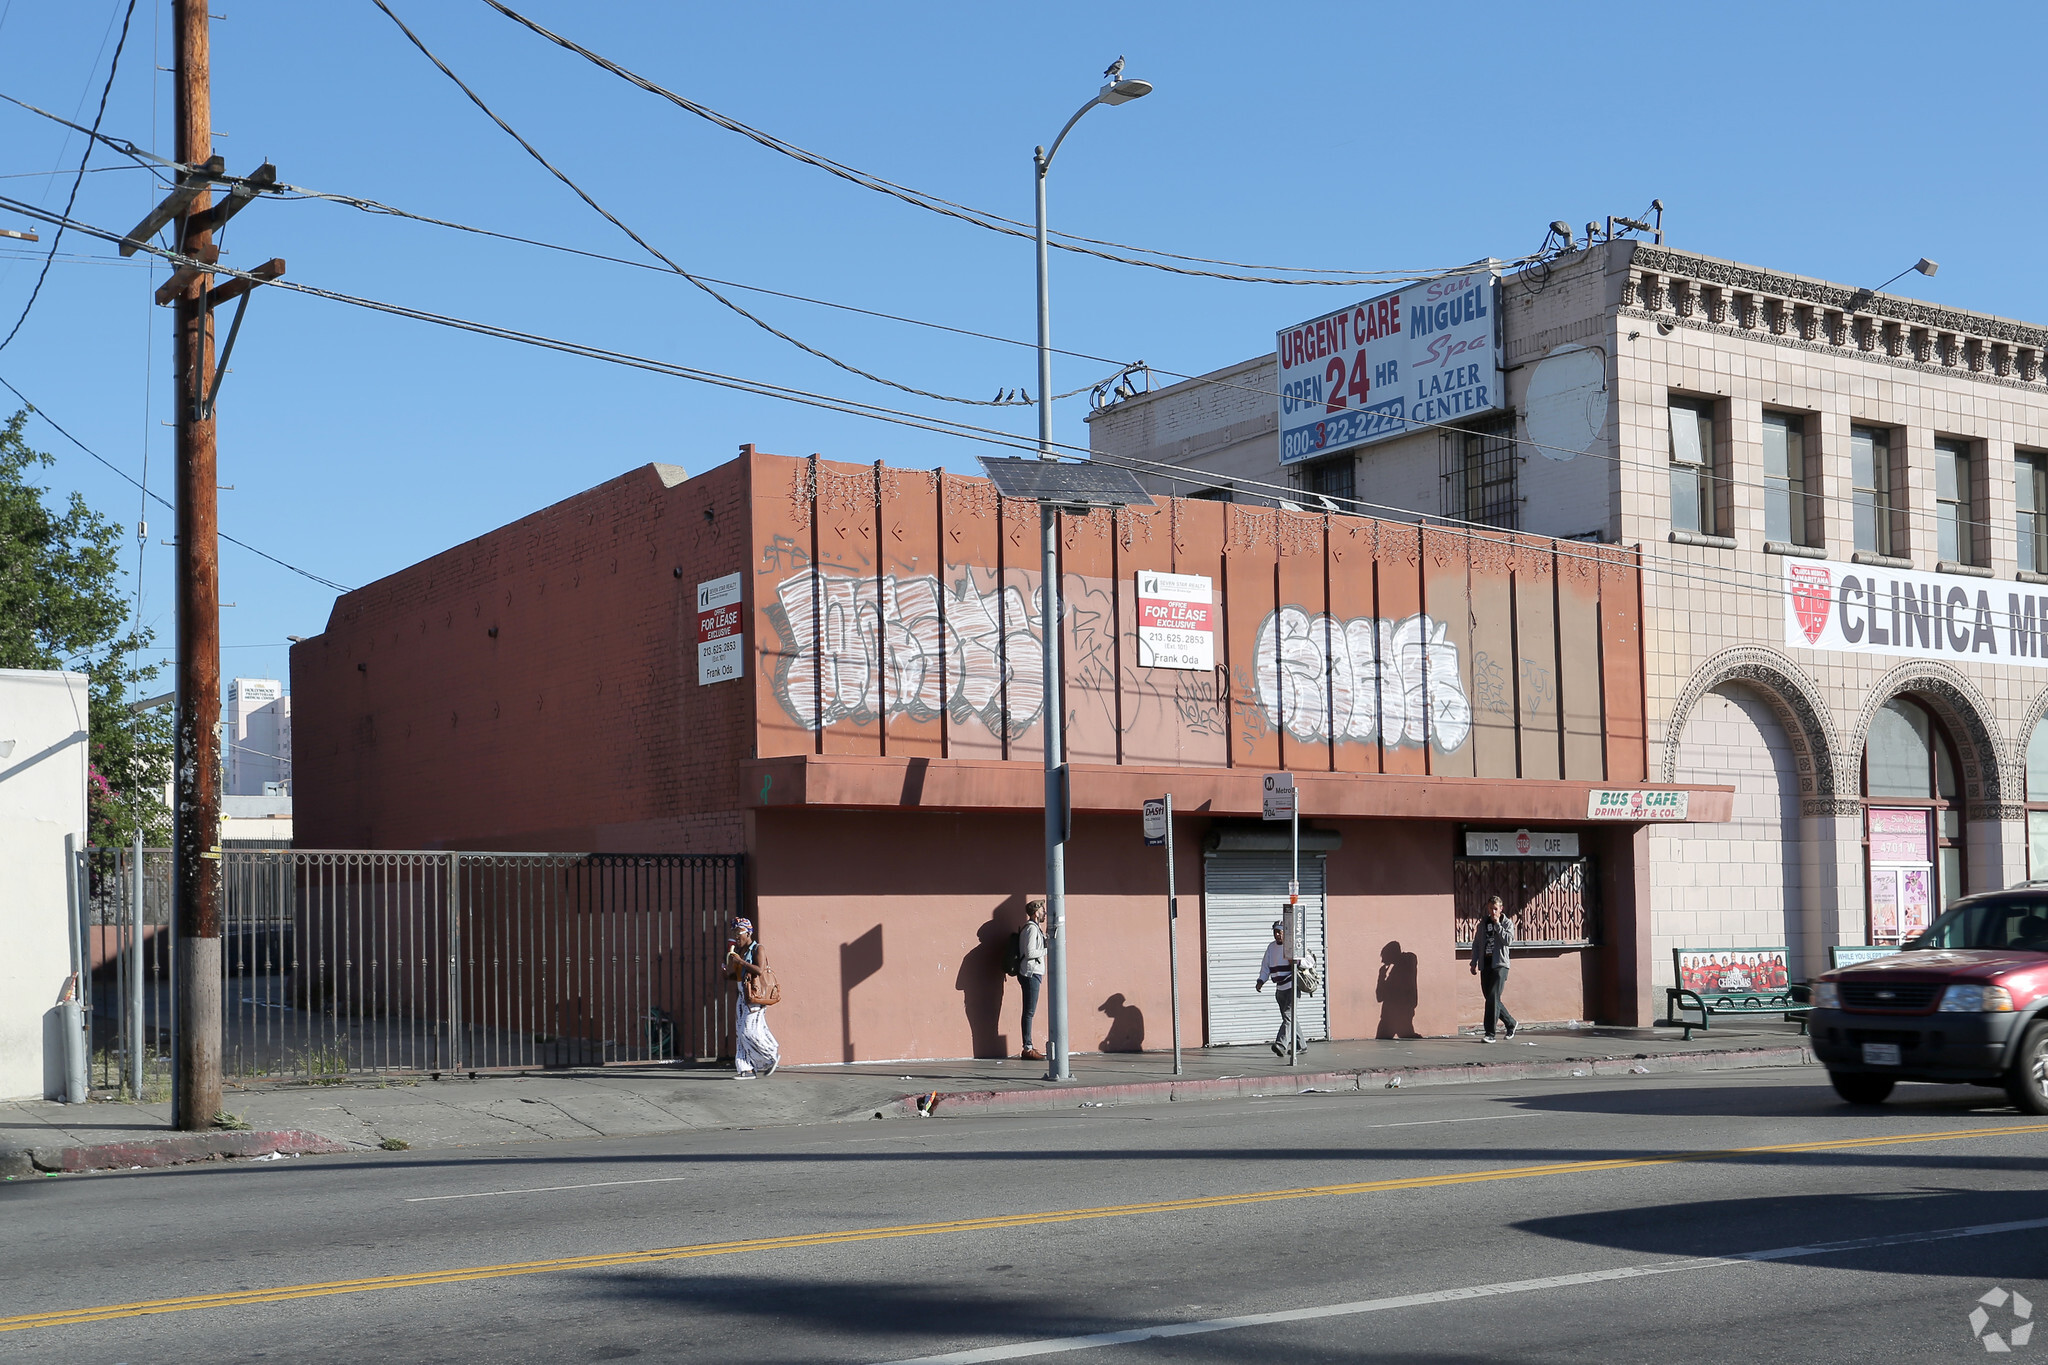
(840, 925, 883, 1063)
(1375, 940, 1419, 1039)
(954, 897, 1026, 1059)
(1098, 993, 1145, 1052)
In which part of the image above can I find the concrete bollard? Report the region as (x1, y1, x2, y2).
(62, 994, 87, 1104)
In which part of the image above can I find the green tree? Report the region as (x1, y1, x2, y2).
(0, 408, 172, 846)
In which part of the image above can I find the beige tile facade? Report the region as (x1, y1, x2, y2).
(1088, 240, 2048, 994)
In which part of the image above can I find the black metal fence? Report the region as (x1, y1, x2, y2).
(78, 848, 744, 1090)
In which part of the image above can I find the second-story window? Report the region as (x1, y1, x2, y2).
(1763, 412, 1812, 546)
(1851, 426, 1893, 557)
(2019, 452, 2048, 573)
(1668, 399, 1718, 536)
(1935, 438, 1976, 565)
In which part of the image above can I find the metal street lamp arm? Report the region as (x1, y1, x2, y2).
(1039, 94, 1105, 176)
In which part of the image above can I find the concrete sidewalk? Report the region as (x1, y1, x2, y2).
(0, 1020, 1815, 1177)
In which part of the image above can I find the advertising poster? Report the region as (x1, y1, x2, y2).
(1870, 870, 1901, 942)
(1275, 269, 1503, 466)
(1675, 949, 1790, 997)
(1901, 868, 1932, 940)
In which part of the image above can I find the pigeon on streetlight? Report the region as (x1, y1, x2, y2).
(1103, 56, 1124, 83)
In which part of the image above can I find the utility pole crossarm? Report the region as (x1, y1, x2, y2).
(205, 257, 285, 308)
(152, 243, 220, 306)
(119, 155, 224, 257)
(185, 161, 276, 236)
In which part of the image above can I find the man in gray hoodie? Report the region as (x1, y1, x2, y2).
(1470, 895, 1518, 1042)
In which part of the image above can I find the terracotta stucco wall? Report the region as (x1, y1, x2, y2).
(751, 807, 1628, 1064)
(294, 459, 754, 853)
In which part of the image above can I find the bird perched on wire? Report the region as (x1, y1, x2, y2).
(1103, 56, 1124, 83)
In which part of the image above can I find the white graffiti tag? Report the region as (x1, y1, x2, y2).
(1254, 608, 1473, 752)
(771, 569, 1044, 735)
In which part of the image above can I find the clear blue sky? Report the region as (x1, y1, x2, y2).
(0, 0, 2041, 693)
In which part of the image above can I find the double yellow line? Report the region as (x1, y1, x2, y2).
(7, 1122, 2045, 1334)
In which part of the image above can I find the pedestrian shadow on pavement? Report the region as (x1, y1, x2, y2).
(1515, 1187, 2048, 1274)
(954, 898, 1027, 1059)
(1098, 993, 1144, 1052)
(1375, 941, 1419, 1038)
(1504, 1078, 2024, 1121)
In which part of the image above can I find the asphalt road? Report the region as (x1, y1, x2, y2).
(2, 1067, 2044, 1363)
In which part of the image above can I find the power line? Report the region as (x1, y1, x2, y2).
(0, 370, 354, 593)
(478, 0, 1515, 288)
(0, 89, 1148, 384)
(16, 188, 2032, 634)
(0, 0, 137, 355)
(373, 0, 1110, 409)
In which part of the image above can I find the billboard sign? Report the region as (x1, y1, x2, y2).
(1782, 556, 2048, 668)
(696, 572, 744, 685)
(1275, 267, 1503, 466)
(1134, 571, 1215, 670)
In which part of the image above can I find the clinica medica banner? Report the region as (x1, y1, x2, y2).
(1782, 556, 2048, 666)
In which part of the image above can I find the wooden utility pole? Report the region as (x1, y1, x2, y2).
(171, 0, 222, 1130)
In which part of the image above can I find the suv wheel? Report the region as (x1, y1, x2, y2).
(1830, 1072, 1895, 1105)
(2006, 1021, 2048, 1117)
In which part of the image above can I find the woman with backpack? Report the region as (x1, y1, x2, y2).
(727, 917, 780, 1078)
(1016, 900, 1047, 1062)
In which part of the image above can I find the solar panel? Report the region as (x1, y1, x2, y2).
(976, 457, 1155, 507)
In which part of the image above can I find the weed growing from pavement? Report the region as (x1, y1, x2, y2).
(377, 1136, 409, 1151)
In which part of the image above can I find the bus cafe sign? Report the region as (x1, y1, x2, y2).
(1275, 268, 1504, 466)
(1782, 557, 2048, 667)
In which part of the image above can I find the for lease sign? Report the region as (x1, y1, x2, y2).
(1275, 268, 1503, 466)
(1783, 556, 2048, 668)
(696, 572, 743, 685)
(1134, 571, 1214, 670)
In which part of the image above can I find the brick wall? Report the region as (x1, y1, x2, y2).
(293, 457, 758, 854)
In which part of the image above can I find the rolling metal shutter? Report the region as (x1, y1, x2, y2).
(1202, 852, 1328, 1046)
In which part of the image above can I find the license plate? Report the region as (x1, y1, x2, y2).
(1862, 1042, 1902, 1066)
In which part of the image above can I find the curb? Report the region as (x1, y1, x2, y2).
(887, 1045, 1815, 1119)
(0, 1129, 349, 1178)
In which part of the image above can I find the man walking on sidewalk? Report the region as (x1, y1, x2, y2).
(1471, 895, 1517, 1043)
(1255, 920, 1303, 1058)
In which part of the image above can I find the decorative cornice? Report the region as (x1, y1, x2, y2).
(1620, 309, 2048, 399)
(1631, 245, 2048, 351)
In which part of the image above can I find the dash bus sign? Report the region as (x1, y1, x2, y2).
(1276, 268, 1503, 466)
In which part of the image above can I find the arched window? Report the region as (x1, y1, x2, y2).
(1861, 697, 1963, 943)
(2027, 716, 2048, 877)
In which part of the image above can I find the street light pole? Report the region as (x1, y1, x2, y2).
(1032, 68, 1152, 1083)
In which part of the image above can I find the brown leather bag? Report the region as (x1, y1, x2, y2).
(745, 966, 781, 1008)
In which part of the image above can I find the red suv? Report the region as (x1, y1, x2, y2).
(1809, 888, 2048, 1113)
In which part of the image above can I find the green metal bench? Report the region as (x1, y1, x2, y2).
(1660, 947, 1808, 1040)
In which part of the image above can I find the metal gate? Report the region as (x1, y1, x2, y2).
(1202, 851, 1328, 1046)
(76, 848, 745, 1091)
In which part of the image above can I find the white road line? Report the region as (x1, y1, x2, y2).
(1365, 1114, 1524, 1129)
(873, 1217, 2048, 1363)
(404, 1176, 693, 1203)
